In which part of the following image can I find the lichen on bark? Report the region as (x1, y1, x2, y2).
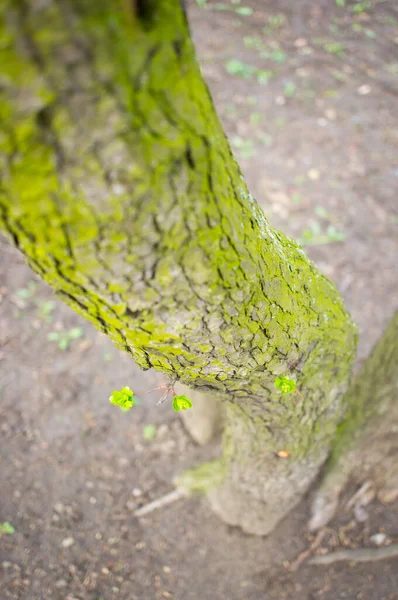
(0, 0, 358, 533)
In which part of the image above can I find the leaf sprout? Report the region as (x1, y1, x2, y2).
(172, 395, 193, 412)
(274, 376, 297, 394)
(109, 386, 135, 411)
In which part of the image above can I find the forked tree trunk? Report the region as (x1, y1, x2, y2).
(0, 0, 358, 533)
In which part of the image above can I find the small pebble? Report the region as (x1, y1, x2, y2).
(108, 537, 119, 545)
(136, 541, 146, 550)
(61, 537, 75, 548)
(370, 532, 388, 546)
(294, 38, 308, 47)
(55, 579, 67, 588)
(325, 108, 336, 120)
(308, 168, 320, 181)
(358, 84, 372, 95)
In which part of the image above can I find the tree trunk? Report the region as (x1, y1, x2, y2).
(0, 0, 357, 533)
(310, 311, 398, 530)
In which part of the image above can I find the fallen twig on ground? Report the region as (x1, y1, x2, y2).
(286, 529, 327, 571)
(134, 488, 187, 517)
(309, 544, 398, 565)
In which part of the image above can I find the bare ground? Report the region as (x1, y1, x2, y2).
(1, 0, 397, 598)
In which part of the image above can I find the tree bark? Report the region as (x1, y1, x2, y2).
(0, 0, 357, 533)
(309, 311, 398, 530)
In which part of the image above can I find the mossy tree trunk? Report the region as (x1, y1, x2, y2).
(0, 0, 358, 533)
(310, 311, 398, 530)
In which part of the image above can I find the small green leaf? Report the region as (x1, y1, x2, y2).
(0, 522, 15, 536)
(257, 69, 274, 85)
(172, 395, 193, 412)
(38, 300, 56, 318)
(47, 331, 60, 341)
(225, 59, 256, 78)
(274, 377, 296, 394)
(271, 49, 287, 63)
(16, 281, 36, 300)
(58, 337, 69, 351)
(68, 327, 83, 339)
(143, 424, 157, 441)
(324, 42, 344, 56)
(109, 387, 135, 412)
(283, 81, 296, 97)
(235, 6, 253, 15)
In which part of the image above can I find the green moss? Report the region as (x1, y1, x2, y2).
(175, 459, 227, 493)
(0, 0, 357, 472)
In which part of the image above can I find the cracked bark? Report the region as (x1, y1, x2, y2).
(1, 0, 358, 534)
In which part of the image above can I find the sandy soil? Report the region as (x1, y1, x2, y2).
(1, 0, 397, 598)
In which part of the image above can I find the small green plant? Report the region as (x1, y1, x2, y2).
(243, 36, 263, 50)
(336, 0, 345, 6)
(274, 377, 296, 394)
(351, 0, 372, 14)
(257, 69, 274, 85)
(258, 132, 273, 147)
(235, 6, 253, 16)
(225, 59, 257, 79)
(172, 395, 193, 412)
(265, 14, 286, 30)
(37, 300, 56, 321)
(271, 49, 287, 63)
(299, 220, 345, 246)
(364, 28, 376, 38)
(231, 136, 255, 159)
(250, 112, 262, 125)
(213, 3, 253, 15)
(283, 81, 296, 98)
(324, 42, 344, 56)
(47, 326, 84, 350)
(225, 60, 274, 85)
(274, 117, 286, 129)
(16, 280, 37, 300)
(143, 424, 157, 441)
(0, 522, 15, 537)
(109, 387, 135, 411)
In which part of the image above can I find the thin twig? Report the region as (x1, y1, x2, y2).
(287, 529, 326, 571)
(346, 481, 373, 509)
(134, 488, 186, 517)
(309, 544, 398, 565)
